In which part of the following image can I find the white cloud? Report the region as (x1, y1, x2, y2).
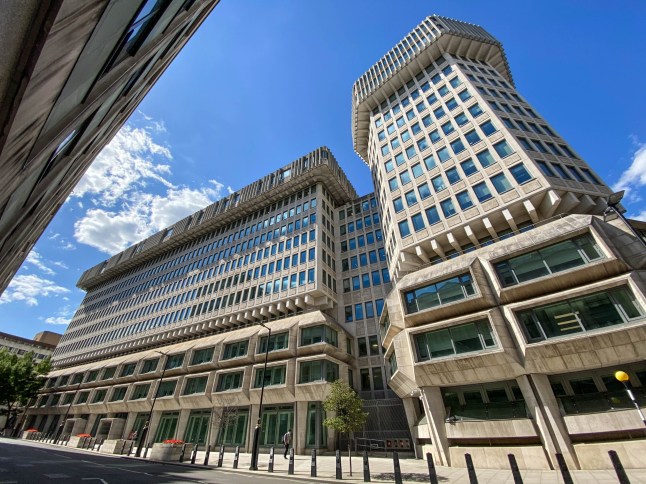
(71, 123, 174, 206)
(0, 274, 69, 306)
(44, 305, 75, 325)
(52, 261, 69, 270)
(24, 251, 55, 276)
(630, 210, 646, 222)
(74, 181, 226, 255)
(613, 142, 646, 202)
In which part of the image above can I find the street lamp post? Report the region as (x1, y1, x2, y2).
(55, 381, 83, 444)
(135, 351, 168, 457)
(249, 322, 271, 471)
(605, 191, 646, 248)
(615, 370, 646, 427)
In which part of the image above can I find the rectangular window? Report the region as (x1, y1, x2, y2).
(216, 371, 243, 392)
(141, 358, 159, 374)
(473, 182, 493, 202)
(494, 234, 604, 287)
(456, 191, 473, 210)
(404, 273, 476, 314)
(509, 163, 533, 184)
(131, 384, 151, 400)
(412, 212, 425, 231)
(300, 325, 338, 347)
(165, 353, 185, 370)
(425, 206, 440, 225)
(183, 376, 208, 395)
(120, 363, 136, 377)
(299, 360, 339, 383)
(440, 198, 457, 218)
(517, 287, 642, 343)
(493, 140, 514, 158)
(491, 173, 512, 193)
(398, 220, 411, 238)
(476, 149, 495, 168)
(156, 380, 177, 398)
(222, 341, 248, 360)
(110, 387, 128, 402)
(254, 365, 286, 388)
(414, 320, 496, 361)
(418, 182, 432, 199)
(257, 332, 289, 353)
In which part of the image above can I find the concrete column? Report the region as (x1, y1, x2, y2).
(123, 412, 139, 439)
(42, 414, 55, 433)
(420, 386, 450, 466)
(205, 407, 220, 448)
(517, 374, 579, 470)
(401, 397, 421, 458)
(295, 400, 308, 454)
(175, 409, 191, 441)
(147, 411, 162, 444)
(246, 404, 260, 453)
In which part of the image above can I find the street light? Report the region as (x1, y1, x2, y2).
(605, 191, 646, 248)
(614, 370, 646, 427)
(135, 350, 169, 457)
(249, 321, 271, 471)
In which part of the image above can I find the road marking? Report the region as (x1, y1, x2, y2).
(0, 480, 18, 483)
(43, 474, 70, 479)
(15, 464, 34, 467)
(82, 479, 108, 484)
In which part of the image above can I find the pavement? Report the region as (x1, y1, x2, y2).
(3, 437, 646, 484)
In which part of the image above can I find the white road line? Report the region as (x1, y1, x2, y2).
(82, 479, 108, 484)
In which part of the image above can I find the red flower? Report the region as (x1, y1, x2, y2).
(77, 433, 92, 437)
(26, 429, 38, 432)
(162, 439, 184, 444)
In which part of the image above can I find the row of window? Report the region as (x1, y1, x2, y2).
(342, 269, 391, 294)
(344, 298, 386, 323)
(341, 248, 387, 271)
(340, 229, 383, 252)
(339, 212, 380, 235)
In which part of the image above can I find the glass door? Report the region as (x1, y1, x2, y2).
(184, 410, 211, 445)
(154, 412, 179, 442)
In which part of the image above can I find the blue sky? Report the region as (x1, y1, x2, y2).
(1, 0, 645, 339)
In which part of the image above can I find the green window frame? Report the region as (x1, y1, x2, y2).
(404, 273, 476, 314)
(120, 363, 136, 377)
(183, 376, 208, 395)
(101, 367, 116, 380)
(140, 358, 159, 374)
(216, 371, 243, 392)
(91, 389, 107, 403)
(257, 332, 289, 353)
(414, 319, 497, 361)
(517, 287, 642, 343)
(164, 353, 185, 370)
(222, 341, 248, 360)
(190, 347, 214, 365)
(299, 360, 339, 383)
(300, 325, 338, 347)
(253, 365, 287, 388)
(156, 380, 177, 398)
(110, 387, 128, 402)
(76, 391, 90, 404)
(131, 384, 151, 400)
(494, 234, 604, 287)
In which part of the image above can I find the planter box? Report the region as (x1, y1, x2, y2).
(100, 439, 134, 455)
(22, 431, 39, 440)
(149, 443, 184, 462)
(67, 436, 89, 448)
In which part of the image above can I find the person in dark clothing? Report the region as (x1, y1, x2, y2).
(283, 429, 292, 459)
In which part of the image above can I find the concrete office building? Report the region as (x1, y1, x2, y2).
(25, 148, 410, 453)
(0, 0, 219, 296)
(352, 16, 646, 470)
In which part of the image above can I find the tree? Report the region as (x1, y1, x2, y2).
(0, 350, 51, 431)
(323, 379, 369, 477)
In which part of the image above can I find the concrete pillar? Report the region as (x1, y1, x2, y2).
(147, 411, 163, 444)
(247, 404, 260, 453)
(206, 407, 220, 448)
(123, 412, 139, 439)
(517, 374, 579, 470)
(175, 408, 191, 441)
(401, 397, 422, 458)
(295, 400, 308, 454)
(420, 386, 450, 466)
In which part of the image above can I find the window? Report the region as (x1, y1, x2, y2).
(131, 384, 151, 400)
(537, 161, 556, 177)
(441, 121, 454, 135)
(455, 112, 468, 126)
(301, 325, 338, 347)
(299, 360, 339, 383)
(141, 358, 159, 374)
(254, 366, 286, 387)
(101, 367, 116, 380)
(430, 130, 441, 143)
(405, 145, 417, 159)
(456, 191, 473, 210)
(92, 389, 107, 403)
(517, 287, 642, 343)
(509, 163, 533, 184)
(460, 158, 478, 176)
(388, 178, 399, 191)
(414, 320, 496, 361)
(345, 306, 353, 322)
(358, 337, 368, 357)
(450, 139, 465, 155)
(120, 363, 136, 377)
(156, 380, 177, 398)
(494, 235, 604, 287)
(183, 376, 208, 395)
(405, 190, 418, 206)
(440, 198, 457, 218)
(165, 353, 185, 370)
(464, 129, 481, 145)
(423, 155, 436, 170)
(400, 170, 412, 185)
(411, 163, 424, 178)
(222, 341, 248, 360)
(216, 372, 243, 392)
(425, 206, 440, 225)
(468, 103, 483, 117)
(493, 140, 514, 158)
(491, 173, 512, 193)
(581, 168, 601, 185)
(458, 89, 472, 102)
(384, 160, 394, 172)
(473, 182, 493, 202)
(411, 213, 425, 232)
(446, 167, 461, 184)
(258, 332, 289, 353)
(476, 149, 495, 168)
(110, 387, 128, 402)
(480, 120, 498, 136)
(398, 220, 411, 238)
(404, 273, 476, 314)
(437, 147, 450, 163)
(191, 347, 214, 365)
(418, 182, 431, 199)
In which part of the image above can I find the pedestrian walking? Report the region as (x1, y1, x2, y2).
(283, 429, 292, 459)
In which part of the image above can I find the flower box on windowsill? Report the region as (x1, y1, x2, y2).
(149, 441, 185, 461)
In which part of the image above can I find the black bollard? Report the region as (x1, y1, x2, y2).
(555, 453, 573, 484)
(127, 441, 134, 456)
(217, 445, 224, 467)
(191, 444, 198, 465)
(426, 453, 438, 484)
(268, 446, 274, 473)
(608, 451, 630, 484)
(97, 438, 104, 452)
(336, 449, 342, 480)
(393, 451, 403, 484)
(363, 450, 371, 482)
(508, 454, 523, 484)
(465, 453, 478, 484)
(288, 448, 294, 475)
(179, 443, 187, 463)
(203, 444, 211, 466)
(311, 449, 317, 477)
(143, 442, 150, 459)
(233, 446, 240, 469)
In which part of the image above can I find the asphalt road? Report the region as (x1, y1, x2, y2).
(0, 439, 323, 484)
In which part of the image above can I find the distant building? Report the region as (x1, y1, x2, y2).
(0, 0, 220, 296)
